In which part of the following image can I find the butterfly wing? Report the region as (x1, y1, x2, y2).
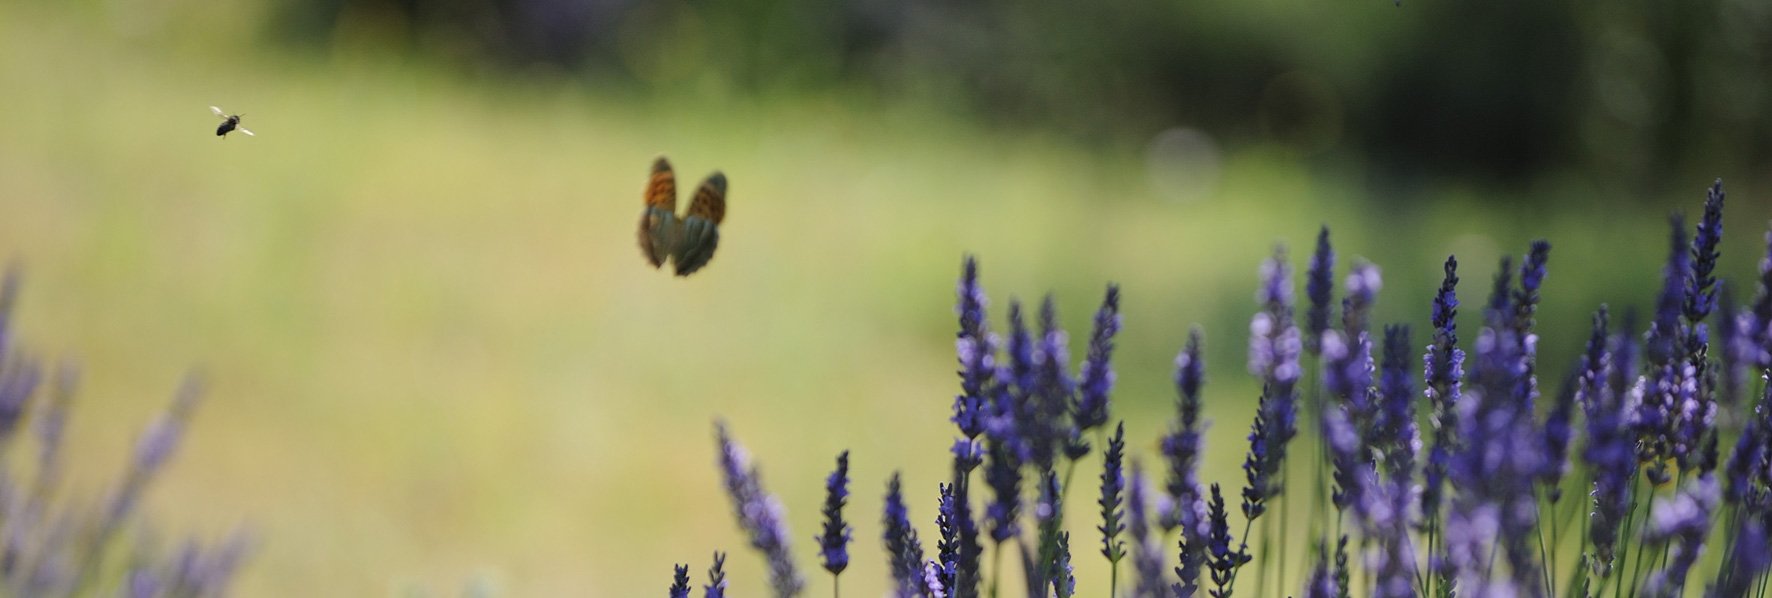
(638, 156, 678, 268)
(672, 171, 726, 277)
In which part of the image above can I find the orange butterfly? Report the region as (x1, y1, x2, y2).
(638, 156, 728, 277)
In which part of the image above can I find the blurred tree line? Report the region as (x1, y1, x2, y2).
(275, 0, 1772, 196)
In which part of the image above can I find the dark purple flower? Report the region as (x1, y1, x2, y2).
(1752, 226, 1772, 368)
(1539, 368, 1577, 503)
(1375, 325, 1417, 484)
(1098, 422, 1126, 564)
(704, 552, 728, 598)
(1073, 284, 1120, 433)
(1643, 215, 1698, 478)
(1306, 226, 1336, 356)
(1029, 295, 1076, 469)
(982, 438, 1022, 544)
(1242, 250, 1303, 522)
(1420, 256, 1462, 530)
(1485, 256, 1515, 329)
(1512, 240, 1551, 336)
(1162, 327, 1207, 533)
(1051, 532, 1076, 598)
(671, 564, 691, 598)
(714, 422, 803, 597)
(1586, 311, 1639, 577)
(1685, 179, 1724, 324)
(883, 472, 928, 597)
(1205, 484, 1247, 598)
(940, 465, 982, 597)
(818, 451, 852, 576)
(954, 257, 996, 439)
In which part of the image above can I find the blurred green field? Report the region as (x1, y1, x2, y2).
(2, 4, 1768, 596)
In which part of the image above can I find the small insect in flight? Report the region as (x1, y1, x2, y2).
(210, 106, 254, 139)
(638, 156, 727, 277)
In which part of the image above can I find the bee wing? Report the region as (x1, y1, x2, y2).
(239, 128, 255, 136)
(637, 157, 678, 268)
(671, 172, 726, 277)
(211, 106, 227, 118)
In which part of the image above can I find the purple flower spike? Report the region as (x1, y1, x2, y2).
(671, 564, 692, 598)
(1098, 422, 1126, 564)
(1206, 484, 1248, 598)
(1713, 513, 1771, 596)
(1342, 260, 1382, 338)
(883, 472, 928, 597)
(714, 422, 803, 597)
(937, 469, 982, 596)
(982, 438, 1022, 544)
(1420, 256, 1462, 530)
(1375, 325, 1417, 484)
(954, 257, 996, 439)
(704, 552, 728, 598)
(1717, 284, 1749, 407)
(1073, 284, 1120, 433)
(1512, 240, 1551, 336)
(1163, 327, 1208, 530)
(1243, 249, 1301, 524)
(1306, 226, 1337, 356)
(1539, 368, 1577, 503)
(1051, 532, 1076, 598)
(1586, 311, 1639, 577)
(818, 451, 852, 576)
(1685, 179, 1725, 324)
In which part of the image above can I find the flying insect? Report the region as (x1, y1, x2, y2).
(638, 156, 727, 277)
(210, 106, 254, 139)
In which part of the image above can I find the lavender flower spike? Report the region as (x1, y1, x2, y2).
(671, 564, 691, 598)
(818, 451, 852, 576)
(1685, 179, 1724, 324)
(1161, 327, 1207, 533)
(883, 472, 928, 597)
(1098, 422, 1127, 565)
(1302, 543, 1338, 598)
(714, 422, 803, 597)
(1073, 284, 1120, 433)
(1586, 311, 1638, 577)
(1306, 226, 1336, 356)
(705, 552, 728, 598)
(1420, 255, 1461, 530)
(953, 257, 995, 439)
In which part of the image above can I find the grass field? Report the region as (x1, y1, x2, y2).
(0, 4, 1764, 595)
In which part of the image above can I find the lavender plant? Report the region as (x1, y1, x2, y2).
(0, 270, 248, 598)
(675, 178, 1772, 598)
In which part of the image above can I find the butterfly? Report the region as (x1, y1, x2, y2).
(638, 156, 728, 277)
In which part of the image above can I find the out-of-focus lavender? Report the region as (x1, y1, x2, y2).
(1305, 226, 1336, 357)
(0, 270, 248, 598)
(1642, 474, 1720, 598)
(1126, 460, 1165, 597)
(714, 422, 804, 597)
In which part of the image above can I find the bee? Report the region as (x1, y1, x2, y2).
(210, 106, 254, 139)
(638, 156, 727, 277)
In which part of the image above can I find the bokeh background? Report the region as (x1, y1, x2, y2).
(2, 0, 1771, 594)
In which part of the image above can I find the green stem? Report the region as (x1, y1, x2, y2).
(990, 541, 1002, 598)
(833, 573, 841, 598)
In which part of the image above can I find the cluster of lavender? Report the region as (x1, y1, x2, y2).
(675, 178, 1772, 598)
(0, 270, 247, 597)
